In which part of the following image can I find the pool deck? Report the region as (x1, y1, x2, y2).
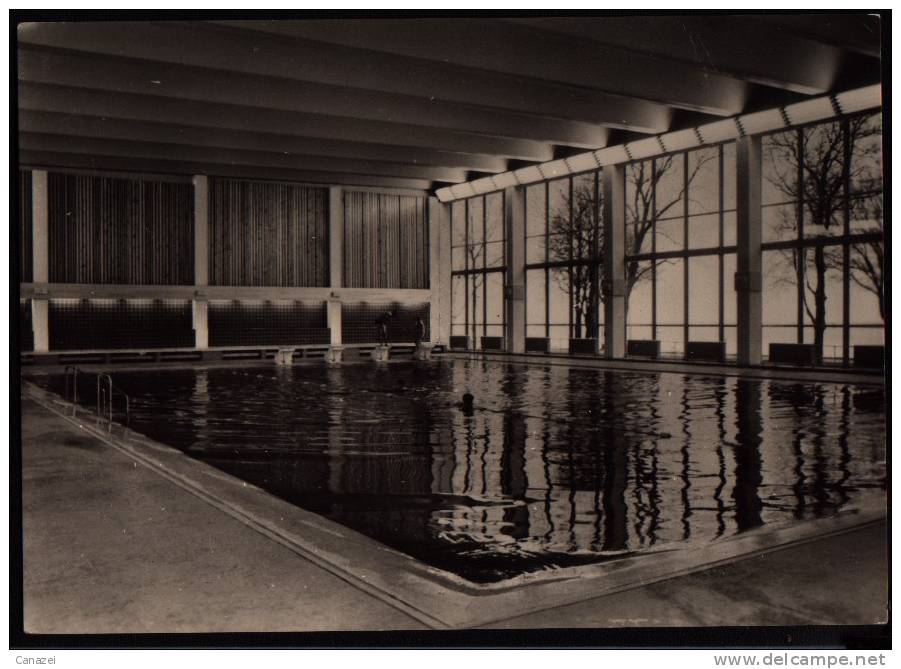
(18, 393, 888, 634)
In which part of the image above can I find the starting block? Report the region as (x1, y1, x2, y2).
(370, 345, 390, 362)
(413, 343, 434, 361)
(274, 348, 295, 365)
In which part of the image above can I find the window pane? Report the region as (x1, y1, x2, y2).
(657, 325, 683, 356)
(655, 216, 684, 253)
(849, 256, 884, 324)
(722, 142, 736, 211)
(850, 194, 883, 233)
(655, 154, 684, 220)
(548, 178, 569, 230)
(466, 243, 484, 271)
(485, 241, 504, 268)
(850, 326, 884, 347)
(548, 325, 569, 351)
(626, 160, 653, 225)
(486, 272, 504, 325)
(547, 233, 570, 264)
(762, 130, 799, 206)
(723, 211, 737, 247)
(723, 253, 737, 325)
(628, 324, 652, 340)
(689, 325, 720, 342)
(570, 174, 597, 262)
(548, 267, 570, 326)
(467, 197, 484, 246)
(802, 121, 843, 202)
(526, 234, 547, 264)
(452, 275, 466, 329)
(688, 255, 719, 325)
(688, 147, 719, 215)
(526, 269, 546, 327)
(468, 274, 484, 335)
(801, 250, 843, 326)
(763, 250, 799, 326)
(656, 258, 684, 325)
(570, 264, 596, 339)
(822, 327, 843, 362)
(688, 213, 719, 250)
(451, 201, 466, 246)
(626, 260, 653, 328)
(526, 184, 546, 238)
(849, 113, 883, 194)
(452, 245, 466, 271)
(485, 191, 504, 242)
(763, 326, 798, 356)
(763, 203, 799, 242)
(724, 325, 737, 357)
(803, 204, 843, 238)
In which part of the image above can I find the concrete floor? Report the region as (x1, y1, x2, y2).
(19, 396, 888, 633)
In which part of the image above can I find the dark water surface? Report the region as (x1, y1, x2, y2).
(36, 360, 887, 583)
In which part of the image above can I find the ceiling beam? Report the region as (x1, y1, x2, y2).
(212, 18, 747, 115)
(18, 21, 669, 134)
(19, 133, 470, 183)
(19, 110, 509, 173)
(19, 46, 614, 147)
(746, 14, 882, 58)
(18, 82, 554, 163)
(19, 150, 434, 191)
(505, 16, 846, 95)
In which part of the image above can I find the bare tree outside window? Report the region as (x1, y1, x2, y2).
(764, 115, 883, 363)
(545, 154, 716, 340)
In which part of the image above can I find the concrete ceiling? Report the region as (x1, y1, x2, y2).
(16, 14, 883, 193)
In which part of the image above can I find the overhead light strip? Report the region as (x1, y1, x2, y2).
(435, 84, 881, 203)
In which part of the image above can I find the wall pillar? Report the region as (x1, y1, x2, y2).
(193, 175, 209, 348)
(428, 196, 451, 345)
(328, 187, 345, 345)
(735, 135, 763, 366)
(31, 170, 49, 352)
(327, 299, 342, 346)
(602, 165, 626, 359)
(329, 187, 344, 289)
(504, 186, 526, 353)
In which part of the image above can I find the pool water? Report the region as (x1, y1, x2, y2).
(36, 360, 887, 583)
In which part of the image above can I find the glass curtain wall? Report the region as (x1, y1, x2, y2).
(623, 143, 738, 357)
(761, 112, 884, 364)
(450, 191, 506, 346)
(525, 171, 603, 351)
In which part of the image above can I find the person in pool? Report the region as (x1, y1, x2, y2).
(375, 309, 395, 346)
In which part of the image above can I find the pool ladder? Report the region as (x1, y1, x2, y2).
(63, 366, 130, 431)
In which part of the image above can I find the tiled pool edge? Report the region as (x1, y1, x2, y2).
(450, 351, 885, 386)
(22, 382, 887, 630)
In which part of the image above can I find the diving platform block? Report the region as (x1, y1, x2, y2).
(370, 345, 390, 362)
(413, 343, 434, 361)
(326, 345, 344, 363)
(274, 348, 295, 365)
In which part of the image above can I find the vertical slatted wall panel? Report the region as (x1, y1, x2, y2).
(343, 191, 429, 288)
(47, 173, 194, 285)
(208, 178, 329, 286)
(19, 171, 33, 283)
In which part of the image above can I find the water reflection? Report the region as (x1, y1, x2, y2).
(36, 360, 886, 583)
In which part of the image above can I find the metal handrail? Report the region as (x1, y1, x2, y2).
(63, 366, 130, 430)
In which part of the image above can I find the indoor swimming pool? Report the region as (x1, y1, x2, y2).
(35, 359, 887, 583)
